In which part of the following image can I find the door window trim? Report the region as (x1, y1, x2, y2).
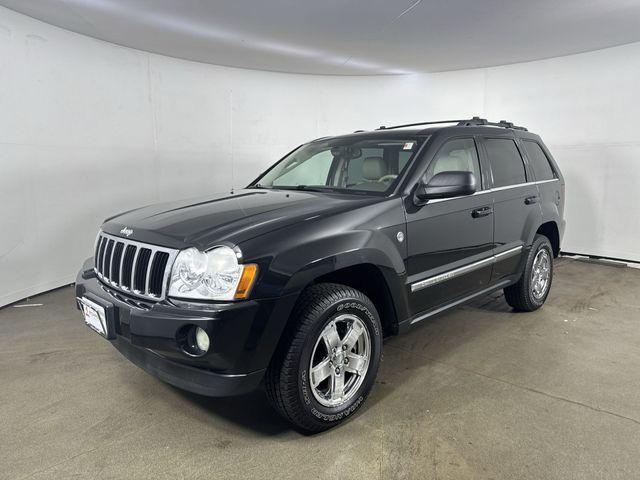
(426, 178, 558, 204)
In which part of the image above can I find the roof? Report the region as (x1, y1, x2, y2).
(310, 117, 535, 143)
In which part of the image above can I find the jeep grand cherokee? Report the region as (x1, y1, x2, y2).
(76, 117, 565, 432)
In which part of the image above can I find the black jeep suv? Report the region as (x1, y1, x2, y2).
(76, 117, 565, 432)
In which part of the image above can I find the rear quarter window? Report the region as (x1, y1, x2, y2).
(484, 138, 527, 188)
(522, 141, 556, 181)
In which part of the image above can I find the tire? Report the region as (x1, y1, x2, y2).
(265, 283, 382, 433)
(504, 234, 554, 311)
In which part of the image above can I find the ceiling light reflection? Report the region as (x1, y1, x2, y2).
(64, 0, 410, 74)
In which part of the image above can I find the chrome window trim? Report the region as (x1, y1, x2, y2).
(410, 245, 523, 293)
(490, 181, 531, 192)
(94, 231, 178, 301)
(427, 189, 491, 203)
(533, 178, 559, 185)
(426, 179, 558, 204)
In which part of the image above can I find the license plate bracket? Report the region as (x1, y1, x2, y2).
(77, 294, 116, 340)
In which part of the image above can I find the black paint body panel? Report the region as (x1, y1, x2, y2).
(78, 123, 565, 397)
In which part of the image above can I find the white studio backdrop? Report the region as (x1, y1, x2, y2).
(1, 6, 639, 307)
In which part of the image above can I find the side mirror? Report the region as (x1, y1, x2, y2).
(414, 171, 476, 203)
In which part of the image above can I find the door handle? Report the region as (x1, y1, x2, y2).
(524, 195, 539, 205)
(472, 206, 493, 218)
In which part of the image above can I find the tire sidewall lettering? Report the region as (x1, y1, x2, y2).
(336, 301, 380, 337)
(299, 297, 380, 423)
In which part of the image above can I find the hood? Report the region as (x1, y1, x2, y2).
(102, 189, 383, 250)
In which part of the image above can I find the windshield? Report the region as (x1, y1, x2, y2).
(251, 136, 424, 194)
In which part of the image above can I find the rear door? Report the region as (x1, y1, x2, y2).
(480, 136, 542, 280)
(521, 139, 564, 223)
(405, 136, 494, 315)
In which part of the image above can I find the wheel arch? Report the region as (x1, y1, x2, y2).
(536, 221, 560, 257)
(311, 263, 401, 337)
(280, 249, 408, 337)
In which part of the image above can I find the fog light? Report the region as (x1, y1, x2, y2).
(178, 325, 211, 357)
(195, 327, 210, 352)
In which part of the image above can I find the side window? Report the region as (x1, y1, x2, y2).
(273, 150, 333, 186)
(484, 138, 526, 188)
(522, 141, 556, 181)
(425, 138, 481, 188)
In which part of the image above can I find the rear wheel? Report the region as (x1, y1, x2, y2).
(504, 234, 554, 311)
(265, 283, 382, 432)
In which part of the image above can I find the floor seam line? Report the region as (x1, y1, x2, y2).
(387, 344, 640, 427)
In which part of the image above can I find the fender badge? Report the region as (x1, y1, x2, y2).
(396, 231, 404, 243)
(120, 227, 134, 237)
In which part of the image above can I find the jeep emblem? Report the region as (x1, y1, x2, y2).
(120, 227, 134, 237)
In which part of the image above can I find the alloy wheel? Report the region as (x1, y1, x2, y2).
(308, 314, 371, 408)
(531, 248, 551, 299)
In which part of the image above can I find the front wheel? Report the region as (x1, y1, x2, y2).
(265, 283, 382, 432)
(504, 234, 554, 311)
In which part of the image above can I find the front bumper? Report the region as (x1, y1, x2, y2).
(75, 259, 297, 397)
(111, 335, 265, 396)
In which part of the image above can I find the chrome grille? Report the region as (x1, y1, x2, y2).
(94, 232, 178, 301)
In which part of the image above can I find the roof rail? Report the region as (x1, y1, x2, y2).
(377, 119, 467, 130)
(456, 116, 528, 131)
(376, 116, 527, 131)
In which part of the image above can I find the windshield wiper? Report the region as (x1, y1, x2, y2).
(254, 184, 375, 195)
(268, 185, 335, 192)
(294, 185, 346, 192)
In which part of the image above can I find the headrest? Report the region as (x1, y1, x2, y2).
(362, 156, 386, 180)
(433, 149, 473, 174)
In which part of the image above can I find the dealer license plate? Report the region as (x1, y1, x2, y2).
(78, 297, 109, 338)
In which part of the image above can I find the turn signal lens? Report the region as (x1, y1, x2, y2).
(234, 264, 258, 299)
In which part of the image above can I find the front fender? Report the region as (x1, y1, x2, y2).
(236, 197, 408, 355)
(240, 196, 407, 300)
(278, 230, 405, 295)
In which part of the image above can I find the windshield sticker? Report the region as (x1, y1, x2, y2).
(402, 142, 415, 150)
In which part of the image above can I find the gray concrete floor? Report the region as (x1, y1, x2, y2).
(2, 258, 640, 479)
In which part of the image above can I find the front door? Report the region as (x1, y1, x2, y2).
(406, 137, 494, 317)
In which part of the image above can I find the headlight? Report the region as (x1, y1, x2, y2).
(168, 246, 258, 301)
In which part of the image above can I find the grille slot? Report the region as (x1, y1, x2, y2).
(121, 245, 136, 290)
(111, 242, 124, 282)
(94, 232, 177, 301)
(97, 237, 108, 274)
(149, 252, 169, 296)
(134, 248, 152, 293)
(104, 240, 115, 278)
